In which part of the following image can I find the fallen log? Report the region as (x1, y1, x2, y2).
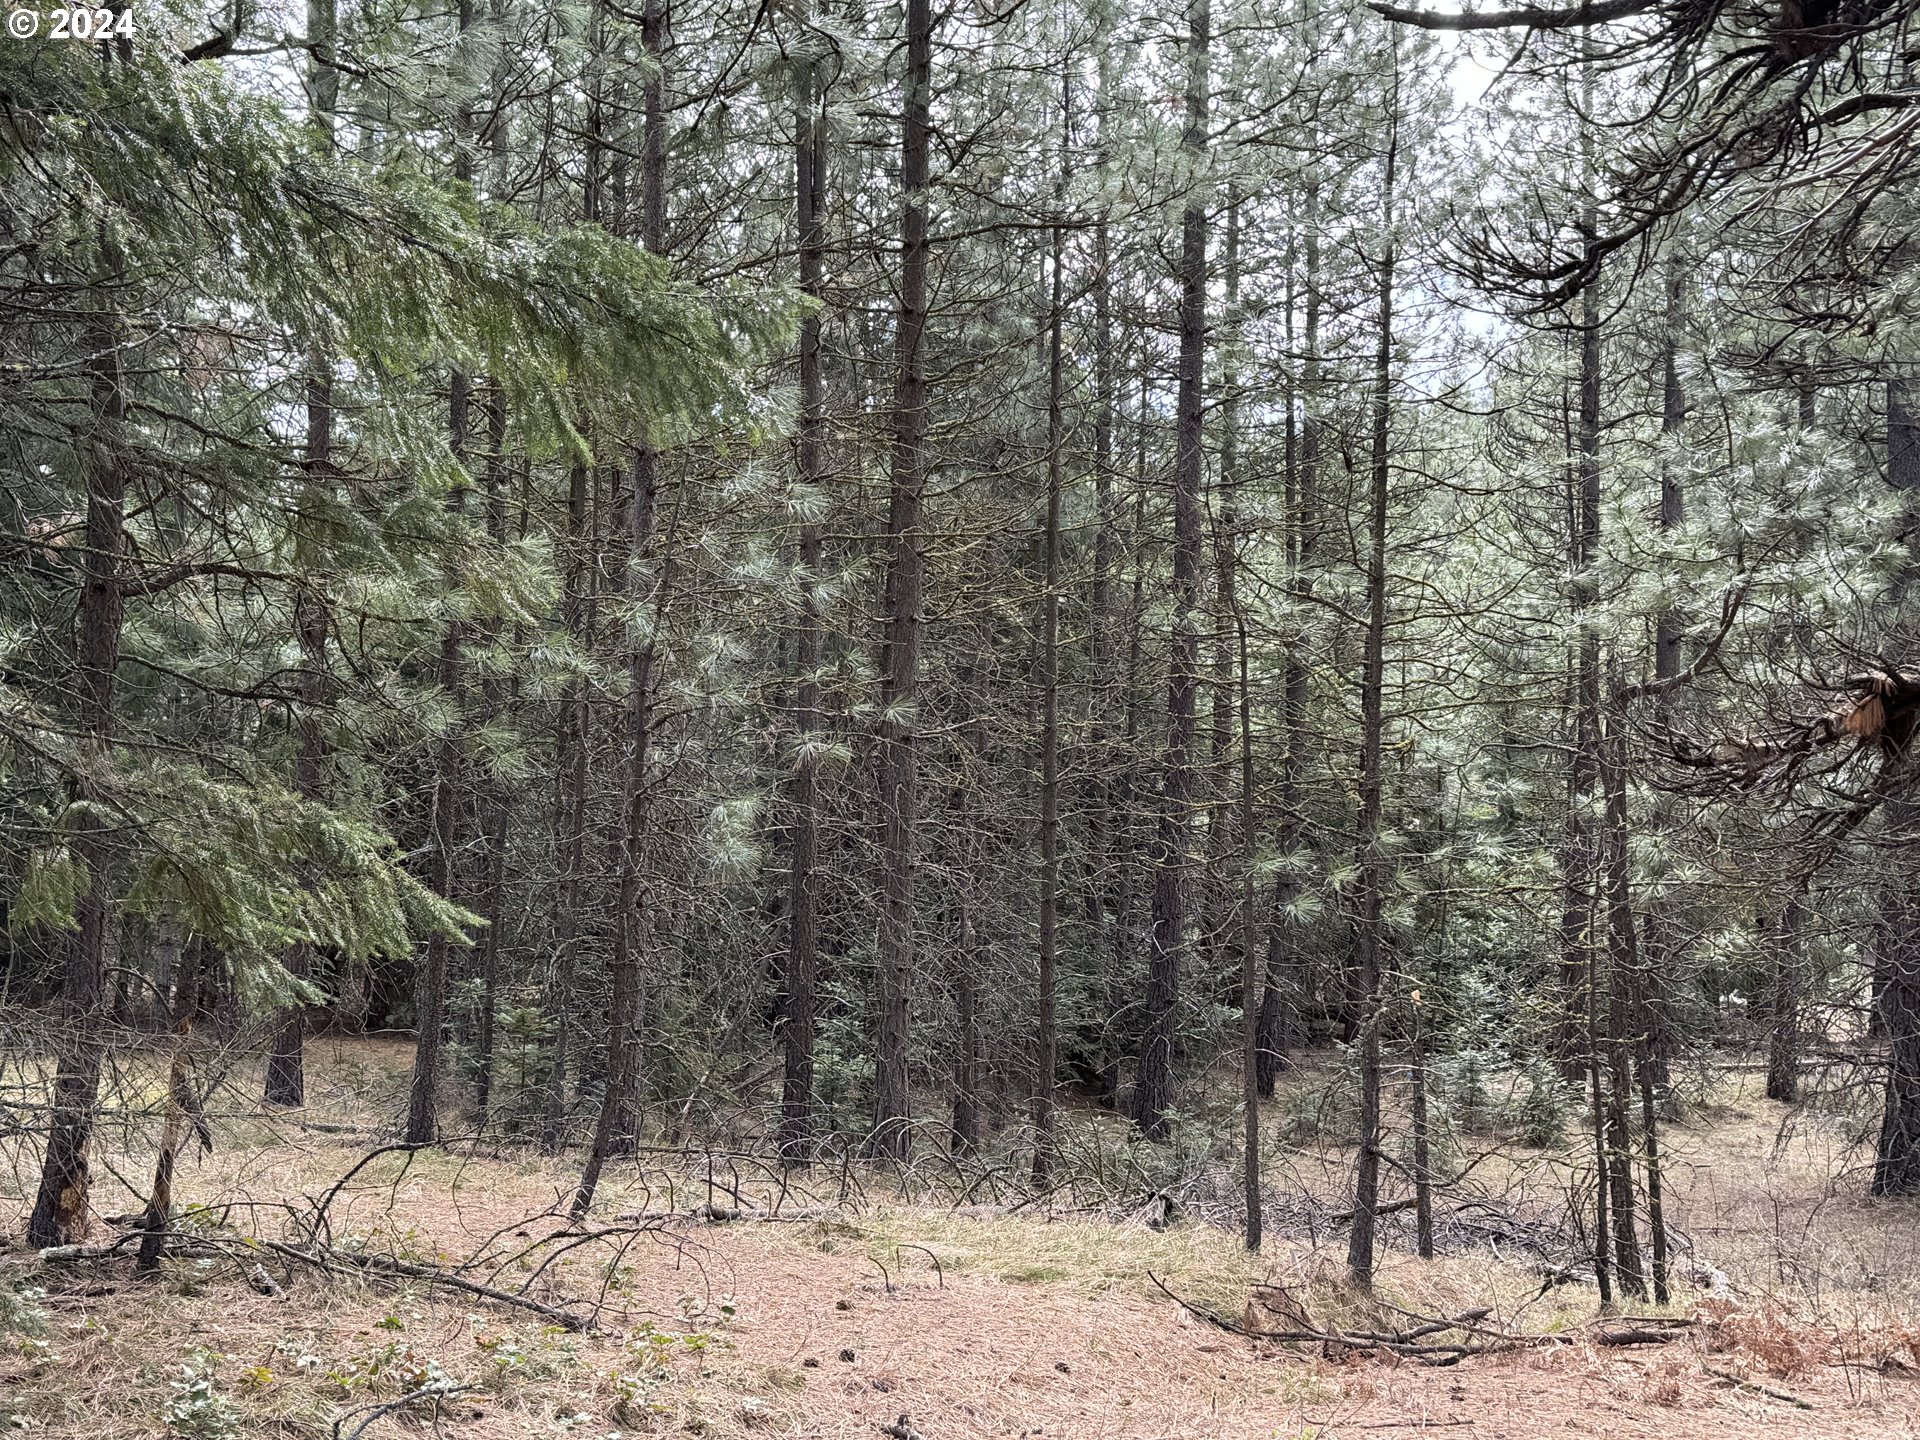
(1596, 1327, 1682, 1346)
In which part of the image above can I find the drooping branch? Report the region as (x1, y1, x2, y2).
(1367, 0, 1655, 31)
(1666, 668, 1920, 799)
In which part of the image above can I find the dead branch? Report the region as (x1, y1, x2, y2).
(1595, 1327, 1682, 1345)
(271, 1239, 598, 1331)
(1703, 1364, 1817, 1409)
(41, 1225, 603, 1332)
(1149, 1272, 1697, 1370)
(895, 1243, 945, 1288)
(613, 1203, 841, 1224)
(330, 1383, 477, 1440)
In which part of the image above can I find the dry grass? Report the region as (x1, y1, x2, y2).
(3, 1038, 1918, 1440)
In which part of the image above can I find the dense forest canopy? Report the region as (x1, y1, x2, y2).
(3, 0, 1919, 1321)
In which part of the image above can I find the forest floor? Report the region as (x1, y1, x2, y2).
(2, 1037, 1918, 1440)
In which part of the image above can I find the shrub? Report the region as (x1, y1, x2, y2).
(165, 1349, 242, 1440)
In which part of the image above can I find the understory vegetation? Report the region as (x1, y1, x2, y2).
(5, 0, 1920, 1432)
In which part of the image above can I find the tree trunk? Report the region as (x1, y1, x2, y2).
(137, 943, 204, 1273)
(1347, 79, 1397, 1290)
(1873, 377, 1920, 1195)
(405, 0, 478, 1147)
(574, 0, 668, 1212)
(1587, 933, 1614, 1310)
(1101, 474, 1151, 1109)
(27, 294, 128, 1250)
(1411, 998, 1433, 1259)
(1206, 193, 1260, 1250)
(779, 40, 828, 1168)
(574, 439, 661, 1215)
(406, 372, 468, 1145)
(1638, 1031, 1671, 1303)
(472, 388, 511, 1121)
(953, 900, 982, 1154)
(1765, 894, 1804, 1103)
(872, 0, 934, 1161)
(541, 15, 607, 1153)
(1639, 260, 1688, 1089)
(1874, 797, 1920, 1195)
(1259, 202, 1319, 1094)
(1032, 84, 1068, 1184)
(1082, 40, 1120, 1110)
(541, 457, 592, 1154)
(265, 0, 338, 1110)
(1134, 0, 1208, 1143)
(1600, 701, 1646, 1299)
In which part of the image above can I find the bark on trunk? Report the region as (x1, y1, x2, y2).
(1874, 799, 1920, 1196)
(779, 41, 828, 1167)
(872, 0, 934, 1161)
(1601, 703, 1645, 1299)
(27, 296, 128, 1251)
(1134, 0, 1208, 1142)
(952, 901, 982, 1154)
(472, 388, 511, 1120)
(265, 0, 338, 1109)
(405, 367, 469, 1146)
(1874, 379, 1920, 1195)
(1258, 204, 1319, 1094)
(137, 943, 204, 1272)
(1766, 895, 1804, 1104)
(574, 438, 661, 1215)
(1347, 86, 1397, 1289)
(574, 9, 669, 1208)
(1411, 999, 1433, 1260)
(1032, 87, 1068, 1183)
(405, 0, 479, 1146)
(541, 457, 593, 1154)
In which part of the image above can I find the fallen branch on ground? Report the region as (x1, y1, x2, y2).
(1148, 1272, 1700, 1369)
(1149, 1271, 1495, 1366)
(1595, 1326, 1684, 1346)
(614, 1203, 841, 1224)
(331, 1383, 477, 1440)
(41, 1224, 607, 1332)
(1703, 1365, 1815, 1409)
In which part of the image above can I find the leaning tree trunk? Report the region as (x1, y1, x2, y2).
(137, 943, 205, 1273)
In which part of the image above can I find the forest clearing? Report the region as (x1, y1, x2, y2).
(7, 0, 1920, 1434)
(3, 1038, 1919, 1439)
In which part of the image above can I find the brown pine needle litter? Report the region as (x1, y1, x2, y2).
(4, 1039, 1918, 1440)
